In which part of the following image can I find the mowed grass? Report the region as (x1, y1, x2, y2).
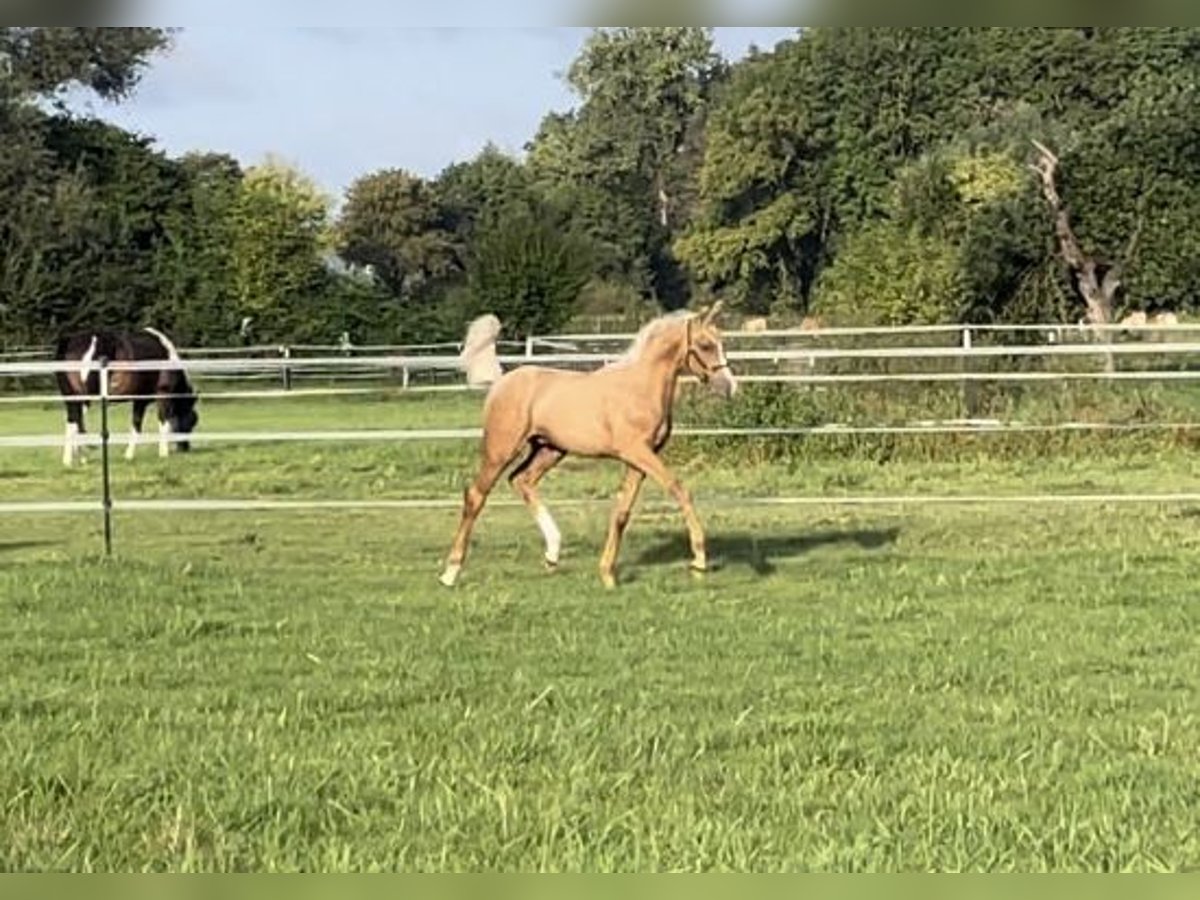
(2, 391, 1200, 870)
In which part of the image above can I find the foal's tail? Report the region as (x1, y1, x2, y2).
(459, 314, 503, 388)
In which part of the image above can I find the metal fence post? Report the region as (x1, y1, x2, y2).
(281, 345, 292, 391)
(99, 360, 114, 557)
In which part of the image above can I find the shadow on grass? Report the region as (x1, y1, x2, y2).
(0, 540, 61, 556)
(632, 526, 900, 576)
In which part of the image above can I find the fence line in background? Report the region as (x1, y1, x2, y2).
(4, 319, 1200, 363)
(5, 339, 1200, 378)
(536, 322, 1200, 343)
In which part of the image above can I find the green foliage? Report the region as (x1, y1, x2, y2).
(9, 27, 1200, 346)
(336, 168, 458, 300)
(227, 158, 332, 343)
(467, 207, 594, 338)
(0, 27, 174, 345)
(527, 27, 723, 308)
(437, 144, 540, 243)
(0, 27, 171, 102)
(682, 27, 1200, 323)
(149, 152, 245, 344)
(812, 223, 969, 326)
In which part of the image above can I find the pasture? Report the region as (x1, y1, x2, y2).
(2, 390, 1200, 870)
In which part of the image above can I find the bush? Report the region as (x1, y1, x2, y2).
(467, 207, 594, 338)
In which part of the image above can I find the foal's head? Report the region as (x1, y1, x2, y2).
(683, 301, 737, 398)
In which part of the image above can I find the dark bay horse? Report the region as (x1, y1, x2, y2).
(442, 302, 737, 588)
(55, 327, 199, 466)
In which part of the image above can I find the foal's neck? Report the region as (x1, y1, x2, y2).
(628, 326, 688, 400)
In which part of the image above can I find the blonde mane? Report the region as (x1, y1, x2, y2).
(610, 310, 695, 368)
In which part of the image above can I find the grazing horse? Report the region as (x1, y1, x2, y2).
(54, 327, 199, 466)
(441, 302, 737, 588)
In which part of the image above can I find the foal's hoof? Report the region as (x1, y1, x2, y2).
(438, 564, 461, 587)
(544, 556, 559, 573)
(599, 570, 617, 590)
(689, 562, 708, 580)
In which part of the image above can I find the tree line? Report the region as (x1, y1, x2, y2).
(3, 26, 1199, 349)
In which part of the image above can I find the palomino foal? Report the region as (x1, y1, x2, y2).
(441, 303, 737, 588)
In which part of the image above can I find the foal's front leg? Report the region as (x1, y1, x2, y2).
(599, 466, 645, 588)
(618, 446, 707, 577)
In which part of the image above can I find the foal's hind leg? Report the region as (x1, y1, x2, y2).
(440, 430, 526, 587)
(510, 442, 566, 569)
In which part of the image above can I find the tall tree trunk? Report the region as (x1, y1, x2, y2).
(1030, 140, 1141, 373)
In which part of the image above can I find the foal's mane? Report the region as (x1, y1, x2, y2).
(611, 310, 696, 368)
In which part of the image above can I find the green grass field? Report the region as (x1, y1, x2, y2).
(3, 389, 1200, 871)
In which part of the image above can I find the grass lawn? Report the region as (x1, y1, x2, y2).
(2, 390, 1200, 870)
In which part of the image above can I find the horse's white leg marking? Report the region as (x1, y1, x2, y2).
(159, 419, 173, 458)
(439, 563, 462, 587)
(125, 426, 139, 461)
(63, 422, 79, 467)
(535, 503, 562, 565)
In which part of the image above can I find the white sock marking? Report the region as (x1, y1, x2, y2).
(439, 563, 461, 587)
(535, 504, 562, 564)
(63, 422, 79, 466)
(125, 427, 140, 461)
(159, 419, 173, 458)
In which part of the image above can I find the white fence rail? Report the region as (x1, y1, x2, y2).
(3, 337, 1200, 378)
(3, 319, 1199, 362)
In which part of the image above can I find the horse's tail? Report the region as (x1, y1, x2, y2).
(143, 326, 182, 362)
(459, 314, 503, 388)
(75, 335, 98, 386)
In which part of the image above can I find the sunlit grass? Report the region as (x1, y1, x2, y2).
(3, 392, 1200, 870)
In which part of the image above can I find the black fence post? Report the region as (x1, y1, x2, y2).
(99, 359, 114, 557)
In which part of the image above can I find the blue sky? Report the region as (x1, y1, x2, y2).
(72, 25, 798, 201)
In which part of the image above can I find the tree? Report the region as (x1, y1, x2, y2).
(35, 116, 192, 331)
(149, 152, 245, 343)
(527, 27, 724, 307)
(336, 168, 458, 300)
(437, 144, 540, 245)
(681, 27, 1200, 322)
(0, 27, 172, 344)
(0, 27, 170, 103)
(467, 206, 594, 338)
(228, 157, 332, 341)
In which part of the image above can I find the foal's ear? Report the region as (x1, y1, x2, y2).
(702, 300, 724, 325)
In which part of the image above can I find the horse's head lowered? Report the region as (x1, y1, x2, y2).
(684, 301, 737, 398)
(166, 375, 199, 451)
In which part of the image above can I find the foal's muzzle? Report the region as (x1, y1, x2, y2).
(709, 366, 737, 399)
